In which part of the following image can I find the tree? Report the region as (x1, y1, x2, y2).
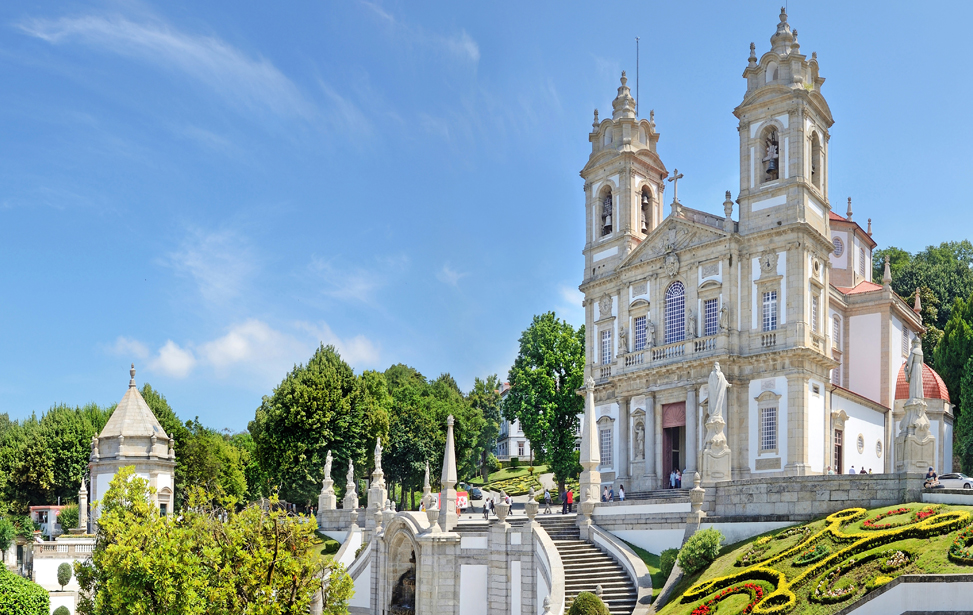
(933, 293, 973, 414)
(384, 367, 443, 509)
(177, 420, 248, 503)
(57, 505, 79, 532)
(40, 403, 111, 504)
(469, 375, 502, 480)
(75, 466, 352, 615)
(249, 345, 363, 506)
(955, 356, 973, 474)
(57, 563, 71, 590)
(0, 566, 48, 615)
(876, 242, 973, 331)
(502, 313, 586, 493)
(905, 286, 943, 358)
(0, 518, 14, 559)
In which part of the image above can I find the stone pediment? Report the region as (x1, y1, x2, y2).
(618, 215, 729, 271)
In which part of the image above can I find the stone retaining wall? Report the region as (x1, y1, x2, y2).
(712, 473, 926, 518)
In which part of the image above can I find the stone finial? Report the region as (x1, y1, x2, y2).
(595, 585, 604, 598)
(868, 218, 873, 235)
(846, 197, 853, 221)
(812, 51, 818, 61)
(882, 255, 892, 287)
(723, 191, 734, 229)
(592, 109, 599, 130)
(793, 29, 798, 41)
(914, 288, 922, 315)
(129, 363, 136, 388)
(543, 597, 553, 615)
(612, 71, 636, 120)
(620, 70, 627, 85)
(749, 42, 757, 65)
(649, 109, 655, 130)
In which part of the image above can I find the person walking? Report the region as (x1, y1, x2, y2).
(676, 470, 682, 489)
(619, 485, 625, 501)
(561, 488, 568, 515)
(608, 486, 614, 502)
(669, 470, 676, 489)
(543, 489, 552, 514)
(566, 488, 574, 513)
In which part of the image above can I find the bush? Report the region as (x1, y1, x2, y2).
(485, 454, 501, 474)
(57, 505, 79, 532)
(510, 457, 520, 468)
(0, 566, 49, 615)
(567, 591, 609, 615)
(678, 528, 724, 574)
(0, 519, 14, 554)
(53, 608, 69, 615)
(57, 562, 72, 590)
(660, 548, 679, 579)
(321, 539, 340, 555)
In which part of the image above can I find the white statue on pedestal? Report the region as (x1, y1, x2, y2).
(701, 362, 732, 483)
(896, 338, 935, 472)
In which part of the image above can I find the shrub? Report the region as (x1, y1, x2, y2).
(0, 566, 49, 615)
(355, 541, 369, 559)
(567, 591, 609, 615)
(510, 457, 520, 468)
(485, 454, 501, 474)
(53, 608, 69, 615)
(678, 528, 724, 574)
(321, 539, 340, 555)
(0, 519, 14, 554)
(661, 548, 679, 579)
(57, 505, 79, 532)
(57, 563, 72, 590)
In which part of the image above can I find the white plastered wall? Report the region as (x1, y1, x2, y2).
(833, 394, 885, 473)
(848, 313, 882, 403)
(808, 380, 826, 472)
(748, 376, 788, 473)
(830, 230, 848, 271)
(34, 556, 83, 591)
(459, 564, 488, 615)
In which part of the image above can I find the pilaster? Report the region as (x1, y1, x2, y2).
(685, 386, 698, 474)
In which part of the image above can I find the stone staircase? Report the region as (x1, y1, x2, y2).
(536, 515, 637, 615)
(623, 488, 690, 502)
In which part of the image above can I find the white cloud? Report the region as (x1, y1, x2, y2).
(297, 321, 381, 366)
(19, 13, 311, 118)
(436, 263, 468, 286)
(442, 30, 480, 64)
(165, 228, 254, 307)
(200, 319, 305, 370)
(308, 256, 384, 303)
(149, 340, 196, 378)
(360, 2, 479, 64)
(108, 336, 150, 359)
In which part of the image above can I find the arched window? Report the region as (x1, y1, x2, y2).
(761, 127, 780, 182)
(665, 282, 686, 345)
(639, 187, 652, 234)
(601, 190, 613, 237)
(766, 62, 779, 84)
(810, 132, 822, 189)
(603, 128, 613, 147)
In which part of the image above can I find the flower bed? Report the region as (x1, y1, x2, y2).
(948, 526, 973, 564)
(793, 543, 829, 566)
(862, 507, 910, 531)
(690, 582, 765, 615)
(879, 550, 910, 572)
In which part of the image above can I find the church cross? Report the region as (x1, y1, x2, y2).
(668, 169, 684, 203)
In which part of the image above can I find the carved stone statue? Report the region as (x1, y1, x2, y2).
(635, 421, 645, 459)
(707, 362, 731, 422)
(347, 460, 355, 487)
(905, 337, 924, 401)
(375, 437, 383, 470)
(686, 308, 697, 340)
(323, 451, 333, 485)
(618, 325, 628, 355)
(586, 375, 596, 391)
(646, 318, 656, 348)
(719, 305, 729, 332)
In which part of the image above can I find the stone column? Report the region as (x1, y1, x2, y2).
(645, 393, 656, 487)
(78, 478, 89, 533)
(654, 397, 664, 489)
(439, 416, 459, 532)
(618, 396, 631, 482)
(685, 386, 698, 474)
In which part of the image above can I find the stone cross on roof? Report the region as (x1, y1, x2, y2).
(667, 169, 684, 204)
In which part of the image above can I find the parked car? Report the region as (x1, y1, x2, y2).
(937, 473, 973, 489)
(469, 487, 483, 500)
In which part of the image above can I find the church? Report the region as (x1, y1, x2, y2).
(578, 7, 953, 491)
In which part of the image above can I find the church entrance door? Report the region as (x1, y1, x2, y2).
(662, 402, 686, 488)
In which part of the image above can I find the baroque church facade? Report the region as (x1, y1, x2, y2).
(579, 8, 953, 492)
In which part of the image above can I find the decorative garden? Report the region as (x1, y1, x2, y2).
(657, 503, 973, 615)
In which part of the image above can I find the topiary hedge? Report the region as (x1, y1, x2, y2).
(661, 547, 679, 579)
(678, 528, 724, 574)
(53, 608, 69, 615)
(0, 566, 49, 615)
(567, 591, 609, 615)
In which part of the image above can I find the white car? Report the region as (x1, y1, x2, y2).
(937, 473, 973, 489)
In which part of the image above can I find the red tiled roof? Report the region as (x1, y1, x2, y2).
(835, 281, 883, 295)
(895, 362, 950, 402)
(829, 211, 846, 222)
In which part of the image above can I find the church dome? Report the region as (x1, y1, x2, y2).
(895, 362, 950, 402)
(93, 364, 173, 461)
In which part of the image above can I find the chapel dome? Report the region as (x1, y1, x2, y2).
(92, 364, 173, 461)
(895, 362, 950, 402)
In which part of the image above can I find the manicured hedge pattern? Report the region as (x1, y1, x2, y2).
(680, 505, 973, 615)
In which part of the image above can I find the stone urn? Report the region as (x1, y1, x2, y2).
(689, 471, 706, 514)
(580, 499, 596, 521)
(425, 506, 440, 533)
(525, 498, 539, 522)
(494, 492, 511, 524)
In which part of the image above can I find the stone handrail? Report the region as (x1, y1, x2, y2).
(589, 525, 653, 614)
(533, 524, 565, 615)
(618, 333, 724, 374)
(346, 539, 371, 581)
(34, 542, 94, 558)
(334, 524, 362, 569)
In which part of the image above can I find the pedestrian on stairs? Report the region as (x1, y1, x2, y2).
(669, 470, 677, 489)
(619, 485, 625, 501)
(543, 489, 552, 514)
(561, 488, 568, 515)
(566, 488, 574, 513)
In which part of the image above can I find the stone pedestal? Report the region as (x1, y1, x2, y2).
(318, 479, 336, 511)
(895, 399, 935, 473)
(343, 489, 358, 511)
(701, 415, 732, 484)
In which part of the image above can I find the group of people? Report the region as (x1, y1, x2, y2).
(825, 466, 875, 475)
(669, 469, 683, 489)
(479, 487, 576, 518)
(601, 485, 625, 502)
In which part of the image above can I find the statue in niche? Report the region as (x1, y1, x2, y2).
(646, 318, 656, 348)
(719, 305, 729, 332)
(390, 551, 417, 615)
(635, 421, 645, 459)
(686, 308, 697, 339)
(763, 130, 779, 180)
(618, 325, 628, 356)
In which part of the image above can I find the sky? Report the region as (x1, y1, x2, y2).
(1, 1, 971, 431)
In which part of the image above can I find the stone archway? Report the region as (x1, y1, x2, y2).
(387, 529, 418, 614)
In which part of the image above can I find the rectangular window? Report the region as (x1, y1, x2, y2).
(633, 315, 647, 351)
(762, 291, 778, 332)
(599, 428, 613, 466)
(902, 330, 910, 356)
(811, 295, 819, 333)
(600, 329, 612, 365)
(834, 429, 843, 474)
(160, 504, 168, 516)
(518, 442, 525, 457)
(833, 360, 841, 387)
(833, 317, 841, 349)
(704, 299, 719, 336)
(760, 407, 778, 452)
(859, 247, 866, 276)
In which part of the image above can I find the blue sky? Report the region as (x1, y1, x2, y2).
(1, 1, 970, 431)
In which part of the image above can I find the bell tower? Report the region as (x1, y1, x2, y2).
(735, 8, 834, 238)
(580, 72, 667, 283)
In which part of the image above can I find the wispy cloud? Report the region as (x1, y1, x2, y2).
(19, 13, 311, 118)
(436, 263, 468, 287)
(165, 228, 255, 307)
(359, 1, 480, 64)
(297, 321, 381, 366)
(308, 256, 389, 303)
(107, 336, 149, 359)
(149, 340, 196, 378)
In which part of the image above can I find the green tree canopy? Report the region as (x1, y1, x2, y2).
(933, 293, 973, 413)
(502, 312, 585, 491)
(469, 375, 502, 479)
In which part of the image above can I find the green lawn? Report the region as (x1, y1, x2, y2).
(623, 541, 664, 599)
(656, 503, 973, 615)
(468, 465, 549, 486)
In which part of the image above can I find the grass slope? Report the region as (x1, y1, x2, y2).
(624, 541, 665, 599)
(657, 502, 973, 615)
